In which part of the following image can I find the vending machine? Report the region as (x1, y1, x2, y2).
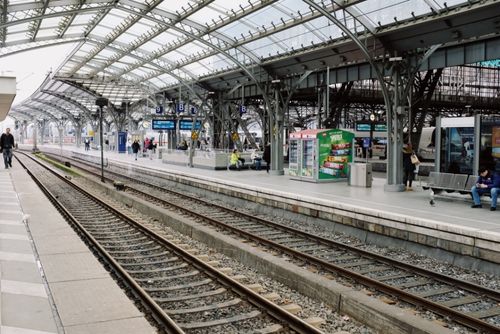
(288, 129, 354, 182)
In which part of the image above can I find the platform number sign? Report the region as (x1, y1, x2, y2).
(190, 106, 197, 114)
(176, 102, 185, 113)
(155, 105, 164, 114)
(238, 105, 246, 114)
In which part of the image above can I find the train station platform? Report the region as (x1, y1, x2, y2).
(26, 144, 500, 274)
(0, 163, 155, 334)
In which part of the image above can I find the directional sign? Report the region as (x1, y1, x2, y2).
(152, 119, 175, 130)
(176, 102, 185, 113)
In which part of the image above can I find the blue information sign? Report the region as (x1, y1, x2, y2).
(356, 123, 387, 132)
(155, 106, 164, 114)
(239, 105, 246, 114)
(356, 123, 371, 132)
(179, 120, 202, 130)
(152, 119, 176, 130)
(176, 102, 185, 113)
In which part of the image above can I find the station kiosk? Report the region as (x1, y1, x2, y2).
(288, 129, 354, 182)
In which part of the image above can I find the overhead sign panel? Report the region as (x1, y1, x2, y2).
(179, 120, 201, 130)
(152, 119, 175, 130)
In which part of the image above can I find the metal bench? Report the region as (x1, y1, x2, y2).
(427, 172, 473, 194)
(426, 173, 492, 198)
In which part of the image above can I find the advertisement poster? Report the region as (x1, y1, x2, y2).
(493, 126, 500, 159)
(318, 129, 354, 180)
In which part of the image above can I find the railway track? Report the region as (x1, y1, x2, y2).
(44, 151, 500, 333)
(16, 152, 322, 334)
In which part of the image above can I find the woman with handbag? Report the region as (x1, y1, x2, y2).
(402, 143, 418, 191)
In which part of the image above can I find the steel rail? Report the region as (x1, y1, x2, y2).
(14, 154, 185, 334)
(44, 152, 500, 333)
(124, 185, 500, 333)
(18, 151, 322, 334)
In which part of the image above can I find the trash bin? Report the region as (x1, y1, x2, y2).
(348, 163, 372, 187)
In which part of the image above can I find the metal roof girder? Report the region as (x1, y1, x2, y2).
(66, 0, 165, 76)
(10, 109, 35, 121)
(0, 3, 116, 30)
(302, 0, 390, 107)
(31, 98, 79, 122)
(6, 0, 113, 13)
(28, 0, 50, 41)
(104, 0, 275, 81)
(40, 90, 94, 118)
(116, 5, 271, 105)
(20, 104, 60, 123)
(56, 1, 88, 38)
(1, 0, 7, 45)
(79, 37, 206, 99)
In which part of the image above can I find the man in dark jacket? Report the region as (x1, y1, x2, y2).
(131, 140, 140, 161)
(263, 143, 271, 173)
(0, 128, 15, 169)
(471, 167, 500, 211)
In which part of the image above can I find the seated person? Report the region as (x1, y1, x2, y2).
(471, 167, 499, 211)
(229, 149, 244, 170)
(251, 149, 262, 170)
(177, 140, 188, 150)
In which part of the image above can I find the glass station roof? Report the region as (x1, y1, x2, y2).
(0, 0, 475, 121)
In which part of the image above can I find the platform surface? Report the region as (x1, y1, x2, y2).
(36, 144, 498, 232)
(1, 161, 156, 334)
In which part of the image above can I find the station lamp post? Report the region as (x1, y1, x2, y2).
(95, 97, 108, 183)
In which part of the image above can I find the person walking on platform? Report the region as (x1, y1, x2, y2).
(263, 143, 271, 173)
(147, 138, 154, 160)
(84, 138, 90, 151)
(0, 128, 15, 169)
(402, 143, 416, 191)
(131, 140, 140, 161)
(471, 167, 499, 211)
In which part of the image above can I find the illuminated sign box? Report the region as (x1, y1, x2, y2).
(179, 120, 202, 130)
(152, 119, 175, 130)
(356, 123, 387, 132)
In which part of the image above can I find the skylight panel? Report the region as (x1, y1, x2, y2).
(353, 0, 431, 27)
(244, 37, 285, 58)
(90, 25, 114, 37)
(72, 13, 96, 26)
(175, 41, 207, 57)
(7, 22, 30, 34)
(157, 0, 196, 14)
(187, 4, 229, 26)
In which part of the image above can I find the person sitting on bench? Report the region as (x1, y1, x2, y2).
(471, 167, 499, 211)
(229, 149, 244, 170)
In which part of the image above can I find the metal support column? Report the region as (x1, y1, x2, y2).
(384, 65, 406, 192)
(270, 86, 284, 175)
(435, 116, 441, 172)
(473, 113, 481, 175)
(33, 123, 38, 152)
